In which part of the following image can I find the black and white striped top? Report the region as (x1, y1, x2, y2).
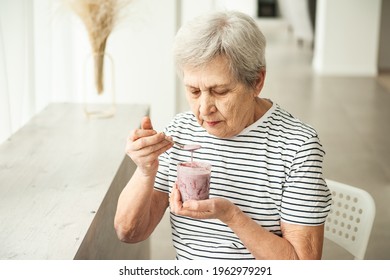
(155, 102, 332, 260)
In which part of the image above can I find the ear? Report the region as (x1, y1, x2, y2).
(254, 68, 266, 96)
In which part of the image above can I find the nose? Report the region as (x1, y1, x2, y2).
(199, 92, 216, 116)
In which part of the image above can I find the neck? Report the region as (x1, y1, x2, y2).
(253, 97, 272, 122)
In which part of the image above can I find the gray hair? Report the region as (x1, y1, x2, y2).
(173, 10, 266, 88)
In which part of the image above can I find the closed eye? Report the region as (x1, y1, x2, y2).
(190, 90, 200, 95)
(186, 87, 201, 97)
(212, 89, 229, 96)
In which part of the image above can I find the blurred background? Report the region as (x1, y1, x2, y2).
(0, 0, 389, 260)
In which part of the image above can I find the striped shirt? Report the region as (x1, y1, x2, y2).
(155, 102, 332, 260)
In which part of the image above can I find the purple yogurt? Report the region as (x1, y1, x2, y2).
(177, 162, 211, 201)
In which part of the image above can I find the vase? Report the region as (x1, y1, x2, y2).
(83, 52, 116, 118)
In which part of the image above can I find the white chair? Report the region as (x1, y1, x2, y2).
(324, 179, 376, 260)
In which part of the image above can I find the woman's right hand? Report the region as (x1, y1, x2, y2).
(126, 116, 173, 177)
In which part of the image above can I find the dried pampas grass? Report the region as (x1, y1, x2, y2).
(65, 0, 132, 94)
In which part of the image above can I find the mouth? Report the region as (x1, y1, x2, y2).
(205, 121, 221, 127)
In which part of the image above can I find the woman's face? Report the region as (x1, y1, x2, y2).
(183, 56, 265, 138)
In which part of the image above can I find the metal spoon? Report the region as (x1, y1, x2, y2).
(165, 136, 201, 151)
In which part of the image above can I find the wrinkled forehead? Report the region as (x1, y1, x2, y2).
(182, 55, 236, 87)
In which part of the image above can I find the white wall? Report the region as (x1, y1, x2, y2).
(215, 0, 257, 18)
(0, 0, 178, 144)
(278, 0, 314, 45)
(55, 0, 178, 132)
(313, 0, 382, 76)
(0, 0, 39, 143)
(0, 2, 11, 144)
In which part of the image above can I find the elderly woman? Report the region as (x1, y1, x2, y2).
(115, 11, 331, 260)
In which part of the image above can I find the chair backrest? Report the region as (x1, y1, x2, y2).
(324, 179, 376, 259)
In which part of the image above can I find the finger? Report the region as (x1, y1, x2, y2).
(126, 135, 173, 172)
(129, 129, 157, 142)
(170, 184, 183, 213)
(169, 184, 175, 212)
(173, 183, 182, 202)
(175, 205, 211, 219)
(141, 116, 153, 130)
(132, 140, 173, 163)
(131, 132, 167, 151)
(183, 200, 209, 212)
(170, 186, 212, 219)
(182, 199, 216, 219)
(163, 134, 174, 143)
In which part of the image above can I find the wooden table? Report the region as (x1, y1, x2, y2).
(0, 103, 150, 259)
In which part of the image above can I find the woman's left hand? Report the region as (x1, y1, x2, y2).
(169, 183, 240, 224)
(170, 184, 324, 259)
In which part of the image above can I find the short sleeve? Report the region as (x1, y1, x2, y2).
(281, 136, 332, 225)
